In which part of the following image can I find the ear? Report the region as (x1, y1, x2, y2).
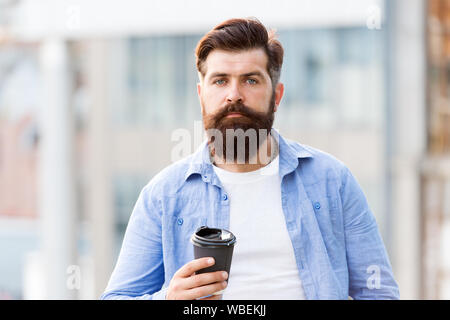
(197, 82, 204, 114)
(197, 82, 202, 97)
(273, 82, 284, 113)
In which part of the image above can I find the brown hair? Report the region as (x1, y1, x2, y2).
(195, 17, 284, 87)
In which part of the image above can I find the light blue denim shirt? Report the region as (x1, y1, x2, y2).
(101, 129, 400, 300)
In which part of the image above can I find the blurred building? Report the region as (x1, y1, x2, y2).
(421, 0, 450, 299)
(0, 0, 446, 300)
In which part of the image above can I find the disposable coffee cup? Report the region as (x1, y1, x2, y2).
(191, 226, 237, 295)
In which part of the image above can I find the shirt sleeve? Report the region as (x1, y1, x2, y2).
(100, 182, 166, 300)
(340, 166, 400, 300)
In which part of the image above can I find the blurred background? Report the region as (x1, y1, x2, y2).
(0, 0, 448, 300)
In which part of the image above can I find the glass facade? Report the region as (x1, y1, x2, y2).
(112, 35, 201, 128)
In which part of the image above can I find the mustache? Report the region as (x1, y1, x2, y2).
(209, 102, 270, 125)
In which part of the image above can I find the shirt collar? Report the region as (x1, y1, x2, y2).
(184, 128, 313, 182)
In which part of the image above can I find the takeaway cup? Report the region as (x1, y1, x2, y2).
(190, 226, 236, 294)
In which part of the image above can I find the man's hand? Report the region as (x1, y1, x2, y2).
(166, 257, 228, 300)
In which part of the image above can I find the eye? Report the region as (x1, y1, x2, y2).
(246, 78, 257, 85)
(214, 79, 226, 85)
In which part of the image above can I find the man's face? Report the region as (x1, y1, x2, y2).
(197, 48, 284, 163)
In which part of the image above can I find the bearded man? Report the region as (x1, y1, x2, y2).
(101, 18, 400, 300)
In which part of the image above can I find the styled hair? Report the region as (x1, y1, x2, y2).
(195, 17, 284, 87)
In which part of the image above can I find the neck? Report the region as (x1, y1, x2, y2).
(211, 132, 278, 173)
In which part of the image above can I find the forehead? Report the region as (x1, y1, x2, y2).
(203, 48, 269, 78)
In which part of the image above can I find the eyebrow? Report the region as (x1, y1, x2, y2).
(208, 71, 265, 80)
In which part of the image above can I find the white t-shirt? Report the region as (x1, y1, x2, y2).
(212, 155, 306, 300)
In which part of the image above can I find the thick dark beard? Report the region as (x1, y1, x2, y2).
(202, 92, 276, 164)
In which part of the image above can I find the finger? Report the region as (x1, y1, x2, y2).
(185, 281, 227, 300)
(198, 294, 222, 300)
(176, 257, 215, 278)
(184, 271, 228, 290)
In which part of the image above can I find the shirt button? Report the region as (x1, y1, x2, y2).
(314, 202, 321, 210)
(177, 218, 183, 225)
(222, 194, 228, 201)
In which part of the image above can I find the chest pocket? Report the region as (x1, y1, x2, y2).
(310, 196, 346, 267)
(311, 196, 343, 239)
(165, 196, 209, 247)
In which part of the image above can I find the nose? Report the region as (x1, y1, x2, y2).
(226, 81, 243, 104)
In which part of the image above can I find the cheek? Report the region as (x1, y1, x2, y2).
(202, 89, 223, 110)
(249, 90, 272, 111)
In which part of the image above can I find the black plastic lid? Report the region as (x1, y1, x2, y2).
(191, 226, 236, 247)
